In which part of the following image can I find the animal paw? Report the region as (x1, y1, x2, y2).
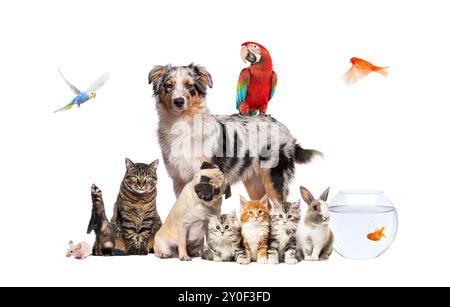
(157, 253, 170, 259)
(285, 257, 298, 265)
(304, 255, 313, 261)
(236, 255, 250, 265)
(91, 184, 102, 198)
(128, 244, 148, 256)
(267, 255, 279, 265)
(257, 257, 268, 264)
(179, 255, 192, 261)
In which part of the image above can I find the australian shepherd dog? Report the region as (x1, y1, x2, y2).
(148, 63, 321, 201)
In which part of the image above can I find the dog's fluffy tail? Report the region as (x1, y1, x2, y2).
(295, 144, 323, 164)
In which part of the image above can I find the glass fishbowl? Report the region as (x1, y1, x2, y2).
(329, 190, 398, 260)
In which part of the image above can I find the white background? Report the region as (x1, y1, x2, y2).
(1, 0, 449, 286)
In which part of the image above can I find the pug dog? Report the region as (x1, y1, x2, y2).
(154, 162, 231, 261)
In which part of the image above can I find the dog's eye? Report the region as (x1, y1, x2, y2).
(216, 226, 220, 230)
(186, 84, 194, 90)
(164, 83, 173, 90)
(225, 225, 229, 230)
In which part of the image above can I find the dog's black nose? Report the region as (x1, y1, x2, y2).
(173, 98, 185, 108)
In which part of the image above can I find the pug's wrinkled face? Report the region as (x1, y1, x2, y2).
(193, 163, 231, 204)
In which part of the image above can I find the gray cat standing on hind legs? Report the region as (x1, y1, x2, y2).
(88, 158, 162, 256)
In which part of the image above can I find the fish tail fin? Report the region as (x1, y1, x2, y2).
(375, 66, 389, 77)
(379, 227, 386, 238)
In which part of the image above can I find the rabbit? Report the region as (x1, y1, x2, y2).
(296, 186, 334, 261)
(66, 240, 92, 260)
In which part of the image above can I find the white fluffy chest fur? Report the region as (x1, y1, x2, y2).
(276, 230, 291, 254)
(242, 221, 269, 260)
(297, 222, 328, 249)
(158, 110, 220, 183)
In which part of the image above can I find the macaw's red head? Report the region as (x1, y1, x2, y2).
(240, 42, 272, 66)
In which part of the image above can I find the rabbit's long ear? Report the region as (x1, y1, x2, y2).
(300, 186, 315, 205)
(320, 187, 330, 202)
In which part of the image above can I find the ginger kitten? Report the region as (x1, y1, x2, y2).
(238, 195, 270, 264)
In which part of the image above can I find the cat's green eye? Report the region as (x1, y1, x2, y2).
(131, 176, 138, 182)
(145, 175, 153, 182)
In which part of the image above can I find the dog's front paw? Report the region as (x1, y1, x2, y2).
(179, 255, 192, 261)
(236, 255, 250, 265)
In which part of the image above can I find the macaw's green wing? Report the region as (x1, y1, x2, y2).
(236, 68, 250, 110)
(269, 71, 277, 101)
(58, 69, 81, 95)
(86, 72, 109, 92)
(54, 102, 74, 113)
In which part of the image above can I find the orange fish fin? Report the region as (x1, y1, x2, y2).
(343, 65, 370, 85)
(379, 227, 386, 238)
(375, 66, 389, 77)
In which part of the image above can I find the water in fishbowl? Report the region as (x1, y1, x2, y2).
(330, 205, 398, 260)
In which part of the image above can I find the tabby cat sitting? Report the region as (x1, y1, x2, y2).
(88, 158, 162, 256)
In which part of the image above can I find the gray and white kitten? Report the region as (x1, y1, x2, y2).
(201, 210, 243, 262)
(267, 199, 301, 264)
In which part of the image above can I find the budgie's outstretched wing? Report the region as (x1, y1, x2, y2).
(269, 71, 277, 101)
(54, 102, 74, 113)
(236, 68, 250, 110)
(58, 69, 81, 95)
(86, 72, 110, 91)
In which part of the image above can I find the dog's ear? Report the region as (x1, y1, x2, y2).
(200, 161, 218, 170)
(224, 182, 232, 199)
(190, 63, 213, 96)
(149, 65, 170, 95)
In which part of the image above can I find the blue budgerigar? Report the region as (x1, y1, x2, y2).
(54, 69, 109, 113)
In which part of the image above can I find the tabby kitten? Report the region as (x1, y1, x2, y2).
(238, 195, 270, 265)
(267, 199, 301, 264)
(109, 158, 162, 255)
(201, 211, 243, 262)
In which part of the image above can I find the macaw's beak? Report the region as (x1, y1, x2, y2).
(240, 46, 249, 63)
(240, 46, 257, 64)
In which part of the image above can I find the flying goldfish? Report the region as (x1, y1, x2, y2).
(367, 227, 386, 242)
(343, 57, 389, 85)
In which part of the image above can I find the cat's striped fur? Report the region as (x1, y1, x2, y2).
(201, 212, 243, 262)
(88, 158, 162, 256)
(267, 199, 300, 264)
